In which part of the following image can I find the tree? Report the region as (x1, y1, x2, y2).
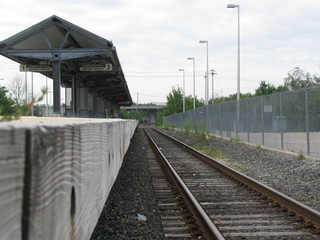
(163, 86, 184, 115)
(254, 80, 289, 96)
(255, 81, 277, 96)
(211, 92, 253, 104)
(283, 67, 320, 90)
(162, 86, 204, 116)
(0, 86, 16, 116)
(155, 86, 204, 125)
(7, 76, 26, 105)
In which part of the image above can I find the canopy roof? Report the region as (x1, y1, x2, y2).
(0, 15, 132, 105)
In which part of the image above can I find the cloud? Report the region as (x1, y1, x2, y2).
(1, 0, 320, 103)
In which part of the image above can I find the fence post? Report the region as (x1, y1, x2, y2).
(305, 89, 310, 155)
(280, 92, 284, 150)
(226, 102, 230, 137)
(247, 98, 249, 142)
(261, 96, 265, 146)
(206, 104, 210, 133)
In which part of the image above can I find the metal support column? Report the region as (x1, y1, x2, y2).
(52, 61, 61, 113)
(72, 75, 77, 117)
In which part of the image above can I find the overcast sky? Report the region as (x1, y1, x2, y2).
(1, 0, 320, 104)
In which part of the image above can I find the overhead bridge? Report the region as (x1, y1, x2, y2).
(0, 15, 132, 118)
(122, 103, 166, 123)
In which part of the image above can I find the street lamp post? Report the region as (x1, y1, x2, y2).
(199, 40, 209, 105)
(31, 72, 34, 116)
(210, 69, 217, 103)
(178, 69, 185, 112)
(187, 57, 196, 109)
(227, 3, 240, 136)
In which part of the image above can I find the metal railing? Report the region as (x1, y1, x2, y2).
(164, 87, 320, 158)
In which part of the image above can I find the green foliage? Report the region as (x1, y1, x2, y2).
(284, 67, 320, 90)
(298, 151, 305, 160)
(183, 121, 192, 135)
(163, 86, 183, 115)
(155, 110, 164, 126)
(209, 92, 253, 104)
(163, 125, 170, 130)
(192, 121, 207, 140)
(230, 138, 245, 146)
(162, 124, 175, 131)
(162, 86, 204, 117)
(198, 131, 207, 140)
(209, 66, 319, 105)
(0, 86, 16, 117)
(0, 87, 47, 121)
(196, 145, 225, 159)
(254, 81, 288, 96)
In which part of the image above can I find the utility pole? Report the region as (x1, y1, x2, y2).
(136, 92, 139, 111)
(204, 72, 207, 101)
(210, 69, 217, 103)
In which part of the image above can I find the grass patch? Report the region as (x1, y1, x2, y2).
(162, 124, 176, 131)
(196, 145, 225, 159)
(182, 121, 192, 135)
(298, 151, 305, 160)
(230, 138, 245, 146)
(196, 130, 207, 140)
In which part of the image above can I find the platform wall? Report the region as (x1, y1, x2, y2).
(0, 118, 138, 240)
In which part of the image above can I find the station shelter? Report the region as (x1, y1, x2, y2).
(0, 15, 132, 118)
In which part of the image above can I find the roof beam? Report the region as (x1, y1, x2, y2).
(95, 85, 123, 91)
(1, 22, 56, 50)
(1, 48, 112, 60)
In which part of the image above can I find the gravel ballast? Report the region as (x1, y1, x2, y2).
(161, 128, 320, 212)
(90, 127, 164, 240)
(91, 126, 320, 239)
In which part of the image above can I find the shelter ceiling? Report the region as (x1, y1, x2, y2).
(0, 15, 132, 105)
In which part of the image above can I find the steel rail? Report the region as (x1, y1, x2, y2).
(153, 128, 320, 229)
(144, 128, 225, 240)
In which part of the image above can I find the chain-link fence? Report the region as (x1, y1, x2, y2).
(163, 87, 320, 158)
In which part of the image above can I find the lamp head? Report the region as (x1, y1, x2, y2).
(178, 69, 184, 72)
(227, 3, 239, 8)
(187, 57, 194, 60)
(199, 40, 207, 43)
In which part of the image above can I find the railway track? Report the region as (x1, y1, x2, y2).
(144, 127, 320, 239)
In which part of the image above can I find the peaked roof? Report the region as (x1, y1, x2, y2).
(0, 15, 132, 105)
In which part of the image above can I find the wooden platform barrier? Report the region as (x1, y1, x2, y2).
(0, 118, 138, 240)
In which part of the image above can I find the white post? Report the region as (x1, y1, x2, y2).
(46, 77, 48, 117)
(178, 69, 185, 112)
(31, 72, 34, 116)
(187, 57, 196, 109)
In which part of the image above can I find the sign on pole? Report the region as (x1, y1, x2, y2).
(20, 65, 52, 72)
(80, 64, 112, 71)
